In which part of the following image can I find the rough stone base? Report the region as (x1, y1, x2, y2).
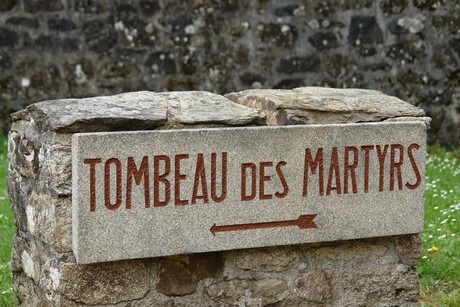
(11, 234, 422, 306)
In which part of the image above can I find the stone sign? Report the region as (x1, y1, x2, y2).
(72, 122, 425, 264)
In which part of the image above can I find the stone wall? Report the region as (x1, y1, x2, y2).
(8, 88, 427, 306)
(0, 0, 458, 142)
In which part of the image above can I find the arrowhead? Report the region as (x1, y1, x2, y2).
(210, 223, 217, 236)
(297, 214, 318, 229)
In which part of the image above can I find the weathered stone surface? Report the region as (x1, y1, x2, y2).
(206, 279, 289, 305)
(0, 27, 19, 48)
(8, 121, 73, 251)
(8, 130, 42, 233)
(277, 55, 320, 74)
(156, 259, 197, 296)
(13, 271, 52, 307)
(295, 269, 335, 303)
(398, 15, 426, 34)
(72, 122, 425, 263)
(309, 32, 339, 50)
(348, 16, 383, 45)
(42, 142, 72, 196)
(26, 191, 72, 252)
(380, 0, 408, 14)
(146, 51, 177, 75)
(227, 87, 426, 125)
(0, 0, 16, 11)
(309, 238, 395, 264)
(47, 18, 76, 32)
(342, 264, 420, 305)
(11, 232, 76, 304)
(10, 235, 25, 273)
(413, 0, 440, 10)
(159, 91, 264, 126)
(188, 252, 224, 280)
(154, 252, 224, 297)
(59, 261, 149, 304)
(140, 1, 160, 15)
(13, 91, 264, 133)
(19, 91, 168, 133)
(82, 20, 108, 40)
(258, 23, 297, 48)
(74, 0, 111, 13)
(384, 116, 432, 129)
(395, 235, 423, 266)
(6, 17, 39, 28)
(9, 132, 40, 179)
(227, 246, 300, 272)
(24, 0, 63, 13)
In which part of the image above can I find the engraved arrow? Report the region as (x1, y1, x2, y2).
(210, 214, 317, 236)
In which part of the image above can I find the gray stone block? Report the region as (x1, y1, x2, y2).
(226, 87, 426, 125)
(72, 121, 426, 264)
(12, 91, 265, 133)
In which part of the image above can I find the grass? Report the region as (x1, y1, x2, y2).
(419, 144, 460, 306)
(0, 134, 458, 305)
(0, 134, 17, 306)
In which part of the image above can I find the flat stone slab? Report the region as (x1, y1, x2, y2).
(226, 87, 426, 125)
(12, 91, 264, 133)
(18, 91, 168, 133)
(72, 122, 426, 264)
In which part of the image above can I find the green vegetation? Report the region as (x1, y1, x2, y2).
(0, 134, 17, 306)
(419, 144, 460, 306)
(0, 134, 458, 305)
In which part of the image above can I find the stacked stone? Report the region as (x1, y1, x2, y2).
(0, 0, 459, 142)
(9, 88, 428, 306)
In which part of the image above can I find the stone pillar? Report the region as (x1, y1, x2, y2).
(8, 88, 429, 306)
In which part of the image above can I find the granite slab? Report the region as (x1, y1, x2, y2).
(72, 122, 426, 264)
